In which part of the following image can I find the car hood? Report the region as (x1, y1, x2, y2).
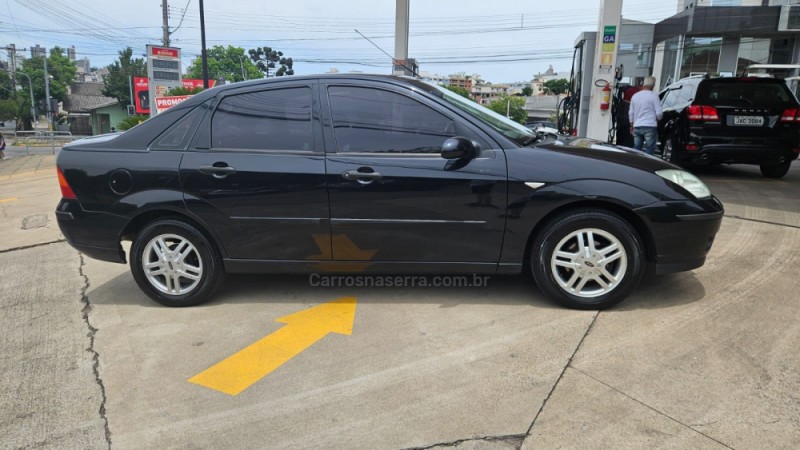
(537, 136, 677, 172)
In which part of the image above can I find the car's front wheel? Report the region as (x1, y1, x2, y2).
(530, 209, 645, 309)
(759, 160, 791, 179)
(130, 219, 224, 307)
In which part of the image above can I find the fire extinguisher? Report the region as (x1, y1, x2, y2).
(600, 84, 611, 111)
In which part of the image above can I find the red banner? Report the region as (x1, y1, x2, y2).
(133, 77, 150, 114)
(183, 78, 216, 90)
(133, 78, 214, 115)
(149, 46, 179, 58)
(155, 95, 192, 113)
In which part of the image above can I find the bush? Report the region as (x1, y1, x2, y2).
(117, 115, 149, 131)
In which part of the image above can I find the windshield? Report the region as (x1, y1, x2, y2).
(428, 83, 535, 145)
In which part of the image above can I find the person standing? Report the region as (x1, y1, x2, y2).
(628, 76, 663, 155)
(0, 132, 6, 160)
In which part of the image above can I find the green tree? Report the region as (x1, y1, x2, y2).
(0, 71, 35, 129)
(248, 46, 294, 77)
(103, 47, 147, 107)
(0, 98, 21, 122)
(445, 85, 472, 99)
(19, 47, 77, 104)
(487, 95, 527, 125)
(0, 71, 14, 100)
(521, 86, 533, 96)
(166, 86, 204, 96)
(187, 45, 262, 82)
(543, 79, 570, 95)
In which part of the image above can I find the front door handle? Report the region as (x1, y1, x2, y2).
(342, 169, 382, 185)
(198, 164, 236, 179)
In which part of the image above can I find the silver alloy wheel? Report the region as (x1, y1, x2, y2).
(142, 233, 203, 296)
(550, 228, 628, 298)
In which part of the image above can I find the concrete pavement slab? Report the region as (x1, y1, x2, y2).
(0, 243, 106, 449)
(522, 368, 729, 449)
(82, 254, 597, 449)
(527, 216, 800, 448)
(0, 155, 62, 252)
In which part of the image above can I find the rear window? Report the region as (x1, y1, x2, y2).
(696, 81, 795, 107)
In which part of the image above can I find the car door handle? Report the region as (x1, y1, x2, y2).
(198, 165, 236, 179)
(342, 169, 382, 185)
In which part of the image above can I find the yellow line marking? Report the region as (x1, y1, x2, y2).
(189, 297, 357, 396)
(0, 197, 17, 203)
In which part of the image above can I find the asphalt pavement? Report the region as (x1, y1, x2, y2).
(0, 155, 798, 449)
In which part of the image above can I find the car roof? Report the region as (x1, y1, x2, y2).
(179, 74, 436, 107)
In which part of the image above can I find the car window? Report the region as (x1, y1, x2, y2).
(327, 86, 455, 153)
(211, 87, 312, 151)
(152, 99, 212, 150)
(697, 81, 794, 107)
(661, 89, 678, 109)
(672, 84, 693, 106)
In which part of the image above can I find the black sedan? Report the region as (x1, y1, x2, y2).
(55, 74, 723, 309)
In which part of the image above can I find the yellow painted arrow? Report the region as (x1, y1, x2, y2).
(189, 297, 357, 396)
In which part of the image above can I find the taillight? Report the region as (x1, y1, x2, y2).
(57, 166, 77, 199)
(688, 105, 719, 121)
(781, 108, 799, 122)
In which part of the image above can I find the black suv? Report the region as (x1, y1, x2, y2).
(658, 76, 800, 178)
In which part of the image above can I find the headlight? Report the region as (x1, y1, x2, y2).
(655, 169, 711, 199)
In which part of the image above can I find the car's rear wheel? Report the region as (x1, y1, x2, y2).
(759, 160, 791, 179)
(530, 209, 645, 309)
(130, 219, 224, 307)
(661, 135, 677, 163)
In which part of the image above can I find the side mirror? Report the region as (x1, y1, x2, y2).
(441, 137, 479, 160)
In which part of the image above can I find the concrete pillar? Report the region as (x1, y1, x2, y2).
(586, 0, 623, 142)
(394, 0, 410, 75)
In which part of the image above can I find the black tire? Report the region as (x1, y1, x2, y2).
(130, 219, 224, 307)
(759, 161, 791, 179)
(530, 209, 645, 309)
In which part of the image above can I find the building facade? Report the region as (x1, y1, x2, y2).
(654, 0, 800, 88)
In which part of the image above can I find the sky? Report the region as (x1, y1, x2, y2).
(1, 0, 679, 83)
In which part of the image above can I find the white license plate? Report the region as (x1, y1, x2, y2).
(733, 116, 764, 126)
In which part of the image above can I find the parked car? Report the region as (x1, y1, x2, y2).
(658, 76, 800, 178)
(55, 75, 723, 310)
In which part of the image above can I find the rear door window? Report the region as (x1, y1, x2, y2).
(211, 87, 312, 151)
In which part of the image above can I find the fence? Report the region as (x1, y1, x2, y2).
(17, 131, 86, 155)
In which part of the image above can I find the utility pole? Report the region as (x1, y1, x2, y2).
(162, 0, 170, 47)
(4, 44, 28, 88)
(199, 0, 209, 88)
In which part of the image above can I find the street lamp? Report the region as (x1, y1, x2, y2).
(238, 55, 247, 81)
(13, 71, 36, 123)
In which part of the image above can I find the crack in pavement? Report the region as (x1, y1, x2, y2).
(724, 214, 800, 230)
(570, 367, 735, 449)
(523, 311, 600, 442)
(402, 434, 526, 450)
(0, 239, 66, 254)
(78, 253, 112, 449)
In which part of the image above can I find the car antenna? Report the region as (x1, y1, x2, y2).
(354, 29, 419, 78)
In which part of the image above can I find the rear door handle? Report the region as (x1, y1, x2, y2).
(342, 169, 382, 185)
(198, 164, 236, 179)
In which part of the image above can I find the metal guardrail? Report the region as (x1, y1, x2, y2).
(21, 132, 85, 155)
